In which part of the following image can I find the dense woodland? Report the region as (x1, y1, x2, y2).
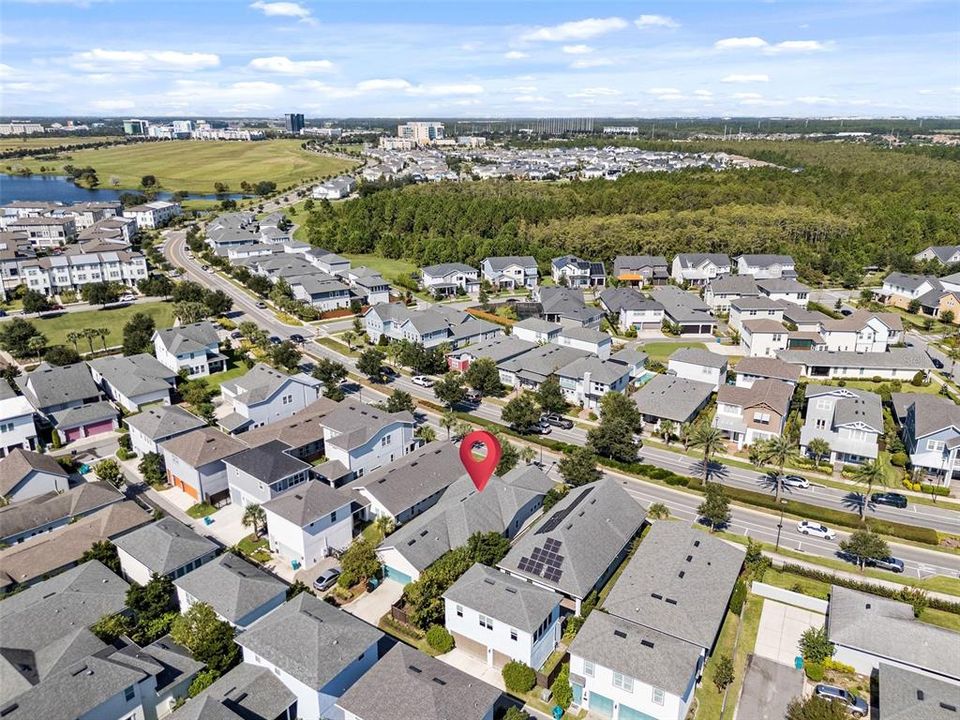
(303, 141, 960, 286)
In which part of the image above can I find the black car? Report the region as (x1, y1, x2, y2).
(541, 413, 574, 430)
(268, 335, 282, 345)
(289, 333, 305, 344)
(871, 492, 908, 509)
(932, 357, 945, 369)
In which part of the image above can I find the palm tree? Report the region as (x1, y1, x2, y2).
(519, 445, 536, 465)
(385, 342, 402, 368)
(647, 502, 670, 520)
(690, 424, 727, 483)
(679, 422, 693, 451)
(755, 436, 798, 503)
(96, 328, 110, 352)
(342, 330, 356, 350)
(807, 438, 831, 471)
(415, 425, 437, 443)
(241, 503, 266, 537)
(659, 420, 676, 445)
(82, 328, 98, 356)
(66, 331, 81, 353)
(852, 460, 888, 520)
(27, 336, 45, 363)
(439, 410, 457, 440)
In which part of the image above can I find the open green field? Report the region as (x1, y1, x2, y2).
(639, 340, 708, 362)
(2, 140, 357, 194)
(30, 301, 176, 348)
(343, 253, 419, 282)
(0, 136, 122, 153)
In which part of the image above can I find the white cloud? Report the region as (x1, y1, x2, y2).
(635, 15, 679, 29)
(248, 56, 334, 74)
(768, 40, 826, 53)
(796, 95, 835, 104)
(647, 87, 682, 95)
(355, 78, 411, 92)
(90, 99, 135, 111)
(71, 48, 220, 71)
(249, 1, 311, 19)
(504, 51, 528, 60)
(568, 86, 621, 98)
(521, 17, 627, 42)
(733, 92, 763, 99)
(451, 98, 481, 106)
(0, 64, 14, 78)
(714, 36, 769, 50)
(570, 57, 615, 69)
(513, 94, 549, 103)
(693, 89, 713, 98)
(721, 73, 769, 83)
(562, 44, 593, 54)
(715, 37, 828, 53)
(408, 83, 483, 96)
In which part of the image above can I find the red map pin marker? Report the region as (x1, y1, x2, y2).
(459, 430, 502, 492)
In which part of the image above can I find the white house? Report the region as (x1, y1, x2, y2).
(598, 288, 664, 332)
(879, 272, 943, 310)
(914, 245, 960, 266)
(113, 517, 218, 585)
(420, 262, 480, 296)
(443, 564, 561, 671)
(237, 593, 383, 720)
(224, 440, 312, 507)
(777, 348, 934, 380)
(321, 401, 417, 479)
(0, 448, 68, 503)
(556, 326, 612, 359)
(263, 479, 355, 568)
(703, 275, 759, 313)
(799, 385, 883, 465)
(88, 354, 177, 412)
(666, 348, 728, 391)
(551, 255, 605, 288)
(735, 254, 796, 279)
(218, 363, 322, 435)
(160, 427, 246, 505)
(756, 277, 810, 307)
(152, 322, 226, 378)
(21, 250, 148, 295)
(123, 201, 181, 229)
(512, 317, 562, 344)
(728, 297, 785, 334)
(819, 311, 904, 353)
(670, 253, 731, 286)
(556, 356, 631, 410)
(740, 319, 789, 358)
(124, 405, 206, 458)
(481, 256, 538, 290)
(0, 385, 38, 457)
(312, 175, 356, 200)
(364, 303, 502, 349)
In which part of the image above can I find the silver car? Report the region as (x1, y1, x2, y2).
(814, 684, 867, 717)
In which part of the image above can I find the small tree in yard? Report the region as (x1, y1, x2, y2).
(502, 661, 536, 693)
(697, 482, 731, 531)
(712, 655, 734, 692)
(96, 458, 123, 488)
(426, 625, 455, 653)
(338, 537, 382, 588)
(384, 389, 416, 414)
(170, 602, 239, 676)
(241, 504, 266, 537)
(807, 438, 831, 471)
(647, 502, 670, 519)
(81, 540, 120, 574)
(536, 375, 568, 415)
(558, 446, 601, 487)
(551, 664, 573, 709)
(799, 626, 834, 664)
(899, 586, 929, 618)
(840, 529, 889, 571)
(22, 289, 50, 315)
(786, 695, 849, 720)
(464, 357, 503, 396)
(138, 452, 166, 487)
(466, 531, 511, 566)
(503, 708, 532, 720)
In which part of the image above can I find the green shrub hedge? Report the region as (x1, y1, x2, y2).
(502, 660, 537, 693)
(804, 662, 825, 681)
(425, 625, 455, 653)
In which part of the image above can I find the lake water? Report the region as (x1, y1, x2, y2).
(0, 173, 246, 203)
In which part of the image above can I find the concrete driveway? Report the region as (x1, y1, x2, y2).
(735, 654, 804, 720)
(343, 579, 403, 625)
(438, 648, 505, 691)
(754, 600, 825, 667)
(293, 556, 340, 589)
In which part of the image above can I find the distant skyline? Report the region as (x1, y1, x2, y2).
(1, 0, 958, 118)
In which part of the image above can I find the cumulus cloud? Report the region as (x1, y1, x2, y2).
(714, 36, 769, 50)
(570, 57, 615, 69)
(693, 89, 713, 98)
(647, 87, 682, 95)
(513, 94, 549, 103)
(562, 44, 593, 54)
(769, 40, 825, 53)
(521, 17, 628, 42)
(796, 95, 835, 104)
(71, 48, 220, 71)
(568, 87, 621, 98)
(715, 37, 828, 53)
(89, 99, 135, 110)
(733, 92, 763, 99)
(250, 1, 311, 20)
(721, 73, 769, 83)
(504, 50, 528, 60)
(248, 56, 334, 74)
(355, 78, 411, 92)
(635, 15, 679, 29)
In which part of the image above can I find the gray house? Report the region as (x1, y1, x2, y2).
(160, 427, 247, 505)
(16, 362, 117, 443)
(481, 256, 538, 290)
(0, 447, 69, 502)
(167, 662, 296, 720)
(632, 375, 714, 428)
(114, 516, 218, 585)
(88, 353, 177, 412)
(125, 404, 207, 457)
(799, 385, 882, 465)
(224, 439, 312, 507)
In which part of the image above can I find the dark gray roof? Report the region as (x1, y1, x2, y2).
(16, 362, 99, 410)
(649, 286, 714, 324)
(449, 335, 536, 364)
(883, 272, 940, 293)
(556, 356, 631, 385)
(756, 278, 810, 294)
(613, 255, 669, 273)
(337, 643, 502, 720)
(675, 253, 730, 269)
(805, 384, 883, 432)
(777, 348, 934, 371)
(0, 448, 68, 497)
(668, 347, 729, 369)
(223, 440, 310, 484)
(891, 392, 960, 438)
(239, 397, 340, 449)
(513, 317, 561, 334)
(878, 664, 960, 720)
(633, 375, 714, 423)
(124, 404, 206, 441)
(603, 522, 745, 649)
(484, 256, 537, 272)
(827, 585, 960, 680)
(50, 400, 118, 429)
(733, 357, 801, 383)
(498, 344, 590, 382)
(236, 593, 382, 689)
(558, 326, 610, 343)
(731, 296, 784, 311)
(262, 479, 353, 527)
(173, 553, 285, 624)
(499, 479, 644, 600)
(444, 564, 559, 634)
(569, 610, 702, 697)
(706, 275, 759, 295)
(140, 635, 204, 694)
(422, 262, 477, 277)
(168, 662, 296, 720)
(113, 517, 217, 575)
(0, 481, 121, 539)
(598, 287, 663, 313)
(153, 322, 220, 356)
(88, 353, 176, 398)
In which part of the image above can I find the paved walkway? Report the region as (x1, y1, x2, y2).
(753, 599, 823, 666)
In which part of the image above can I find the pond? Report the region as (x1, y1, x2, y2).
(0, 173, 248, 203)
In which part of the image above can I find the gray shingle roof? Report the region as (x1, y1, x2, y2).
(499, 479, 645, 600)
(632, 375, 714, 423)
(262, 479, 353, 527)
(322, 400, 414, 452)
(236, 593, 383, 689)
(883, 272, 939, 293)
(891, 392, 960, 438)
(153, 322, 220, 356)
(649, 286, 714, 325)
(113, 517, 217, 576)
(731, 296, 785, 311)
(756, 278, 810, 294)
(0, 480, 121, 539)
(498, 344, 590, 382)
(88, 353, 176, 398)
(173, 552, 285, 624)
(16, 362, 99, 410)
(160, 427, 247, 467)
(556, 356, 631, 386)
(613, 255, 669, 273)
(513, 317, 561, 334)
(124, 405, 206, 441)
(336, 643, 502, 720)
(706, 275, 759, 295)
(878, 664, 960, 720)
(223, 440, 310, 484)
(168, 662, 296, 720)
(559, 326, 610, 343)
(141, 635, 204, 694)
(484, 256, 537, 272)
(221, 363, 320, 406)
(422, 262, 477, 277)
(602, 522, 745, 649)
(598, 287, 663, 313)
(675, 253, 730, 269)
(828, 585, 960, 679)
(733, 357, 801, 383)
(444, 563, 558, 634)
(668, 347, 729, 369)
(50, 400, 118, 429)
(805, 385, 883, 432)
(738, 254, 794, 267)
(449, 335, 536, 364)
(0, 448, 68, 497)
(777, 348, 934, 371)
(238, 396, 340, 450)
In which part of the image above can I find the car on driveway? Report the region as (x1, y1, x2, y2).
(313, 567, 341, 592)
(797, 520, 836, 540)
(866, 556, 905, 573)
(412, 375, 434, 388)
(871, 492, 908, 509)
(814, 685, 867, 717)
(781, 475, 810, 489)
(541, 413, 574, 429)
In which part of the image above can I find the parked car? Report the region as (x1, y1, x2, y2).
(781, 475, 810, 489)
(119, 294, 136, 303)
(289, 333, 305, 344)
(205, 266, 216, 274)
(201, 265, 210, 272)
(797, 520, 836, 540)
(465, 389, 482, 404)
(256, 301, 267, 309)
(230, 331, 242, 340)
(541, 413, 574, 430)
(412, 375, 434, 388)
(840, 308, 853, 316)
(813, 685, 867, 717)
(313, 567, 341, 592)
(871, 492, 908, 509)
(268, 335, 282, 345)
(534, 420, 552, 435)
(866, 556, 905, 573)
(932, 356, 945, 369)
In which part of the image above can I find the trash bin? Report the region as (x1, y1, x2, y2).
(552, 706, 564, 720)
(794, 656, 804, 670)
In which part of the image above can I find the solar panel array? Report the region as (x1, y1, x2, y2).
(537, 487, 593, 534)
(517, 538, 564, 583)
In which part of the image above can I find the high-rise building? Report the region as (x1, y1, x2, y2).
(284, 113, 305, 134)
(397, 121, 444, 144)
(123, 119, 148, 136)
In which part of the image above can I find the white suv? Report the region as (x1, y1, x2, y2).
(797, 520, 836, 540)
(412, 375, 434, 388)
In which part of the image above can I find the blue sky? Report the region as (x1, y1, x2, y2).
(2, 0, 958, 117)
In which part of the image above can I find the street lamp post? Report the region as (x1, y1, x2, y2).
(775, 500, 788, 551)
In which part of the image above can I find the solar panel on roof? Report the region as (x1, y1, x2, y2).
(536, 488, 593, 534)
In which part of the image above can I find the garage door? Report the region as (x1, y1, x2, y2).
(384, 566, 412, 586)
(589, 692, 614, 718)
(619, 705, 656, 720)
(171, 475, 199, 500)
(83, 420, 115, 437)
(64, 427, 84, 443)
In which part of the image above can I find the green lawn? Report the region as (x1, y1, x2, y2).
(640, 341, 708, 362)
(236, 533, 271, 563)
(31, 301, 176, 348)
(3, 139, 357, 193)
(206, 355, 248, 388)
(343, 254, 419, 283)
(695, 609, 739, 719)
(186, 502, 217, 519)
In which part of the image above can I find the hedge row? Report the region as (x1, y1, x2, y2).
(465, 307, 516, 327)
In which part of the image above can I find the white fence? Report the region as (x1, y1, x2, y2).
(751, 581, 829, 613)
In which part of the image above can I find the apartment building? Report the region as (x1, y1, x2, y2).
(5, 216, 77, 246)
(123, 200, 181, 229)
(21, 250, 148, 294)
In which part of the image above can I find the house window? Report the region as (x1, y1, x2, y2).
(583, 660, 595, 677)
(613, 672, 634, 693)
(927, 439, 946, 452)
(381, 435, 392, 447)
(816, 398, 832, 410)
(652, 687, 665, 705)
(456, 605, 463, 618)
(479, 614, 494, 630)
(815, 419, 827, 430)
(123, 686, 135, 702)
(753, 412, 771, 425)
(510, 629, 518, 641)
(329, 511, 337, 522)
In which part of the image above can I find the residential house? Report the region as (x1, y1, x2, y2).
(304, 248, 351, 274)
(167, 662, 296, 720)
(344, 441, 459, 524)
(238, 396, 340, 461)
(827, 585, 960, 682)
(224, 439, 311, 507)
(218, 363, 322, 435)
(205, 212, 291, 250)
(818, 311, 904, 352)
(512, 317, 562, 344)
(556, 326, 613, 359)
(174, 552, 286, 629)
(378, 465, 553, 585)
(613, 256, 669, 287)
(78, 216, 137, 244)
(446, 335, 535, 373)
(713, 379, 794, 449)
(728, 296, 785, 334)
(913, 245, 960, 266)
(313, 175, 356, 200)
(703, 275, 759, 313)
(21, 250, 148, 295)
(633, 375, 714, 429)
(16, 362, 117, 443)
(880, 272, 943, 311)
(114, 516, 218, 584)
(555, 356, 632, 409)
(125, 405, 206, 458)
(568, 523, 745, 720)
(539, 286, 605, 328)
(779, 303, 832, 332)
(152, 322, 226, 379)
(336, 266, 392, 306)
(497, 344, 590, 390)
(667, 348, 728, 391)
(444, 563, 561, 670)
(5, 215, 77, 246)
(756, 278, 810, 306)
(263, 479, 355, 568)
(88, 354, 177, 413)
(670, 253, 731, 286)
(891, 393, 960, 488)
(0, 481, 121, 545)
(0, 383, 37, 457)
(0, 447, 68, 503)
(649, 286, 716, 335)
(364, 303, 502, 349)
(735, 254, 796, 279)
(740, 319, 789, 358)
(123, 200, 181, 229)
(321, 401, 417, 479)
(552, 255, 605, 288)
(777, 348, 934, 380)
(733, 357, 801, 388)
(799, 385, 883, 465)
(337, 643, 503, 720)
(288, 273, 354, 312)
(481, 256, 538, 290)
(499, 479, 645, 615)
(160, 427, 247, 505)
(877, 664, 960, 720)
(236, 593, 383, 720)
(608, 348, 649, 382)
(598, 288, 665, 332)
(421, 262, 480, 296)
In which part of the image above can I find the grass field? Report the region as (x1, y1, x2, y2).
(639, 340, 708, 362)
(342, 254, 419, 282)
(30, 301, 176, 348)
(2, 140, 357, 194)
(0, 136, 122, 152)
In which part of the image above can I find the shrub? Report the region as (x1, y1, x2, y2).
(804, 662, 825, 681)
(823, 658, 856, 675)
(890, 452, 908, 467)
(729, 580, 747, 616)
(425, 625, 454, 653)
(799, 626, 834, 664)
(920, 482, 952, 497)
(551, 664, 573, 709)
(502, 660, 537, 693)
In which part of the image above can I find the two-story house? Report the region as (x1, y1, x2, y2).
(713, 378, 794, 449)
(337, 266, 392, 306)
(728, 296, 785, 334)
(152, 322, 226, 378)
(0, 480, 123, 546)
(556, 326, 613, 359)
(321, 401, 417, 479)
(538, 287, 605, 328)
(756, 277, 810, 307)
(218, 363, 322, 435)
(880, 272, 943, 311)
(88, 353, 177, 413)
(114, 516, 218, 584)
(497, 344, 590, 391)
(648, 286, 716, 335)
(733, 357, 801, 389)
(0, 382, 38, 457)
(364, 303, 502, 349)
(16, 362, 118, 443)
(670, 254, 731, 286)
(914, 245, 960, 266)
(421, 262, 480, 296)
(740, 319, 789, 358)
(703, 275, 759, 313)
(0, 447, 69, 503)
(160, 427, 246, 505)
(735, 254, 796, 279)
(556, 356, 631, 409)
(819, 311, 903, 352)
(288, 273, 353, 311)
(800, 385, 883, 465)
(512, 317, 562, 344)
(224, 439, 312, 507)
(125, 405, 207, 457)
(598, 288, 665, 332)
(263, 479, 355, 568)
(667, 348, 728, 391)
(613, 256, 669, 287)
(481, 256, 538, 290)
(5, 216, 77, 246)
(551, 255, 605, 288)
(632, 375, 714, 430)
(123, 200, 181, 229)
(891, 393, 960, 489)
